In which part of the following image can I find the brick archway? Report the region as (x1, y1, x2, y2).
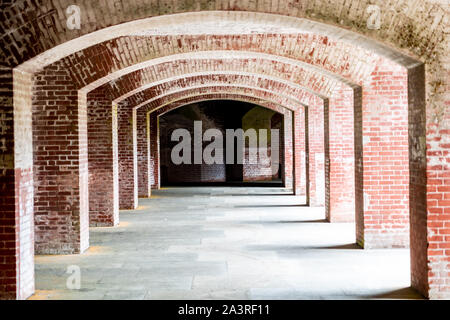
(1, 6, 447, 299)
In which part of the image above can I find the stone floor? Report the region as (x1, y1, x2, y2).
(30, 187, 422, 300)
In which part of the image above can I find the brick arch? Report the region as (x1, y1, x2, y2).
(136, 85, 315, 113)
(1, 4, 447, 300)
(87, 51, 355, 102)
(108, 83, 318, 205)
(133, 87, 316, 210)
(50, 32, 404, 92)
(107, 83, 311, 212)
(105, 67, 349, 215)
(155, 95, 289, 117)
(10, 9, 429, 74)
(149, 93, 295, 192)
(111, 84, 327, 226)
(117, 73, 320, 111)
(145, 94, 296, 194)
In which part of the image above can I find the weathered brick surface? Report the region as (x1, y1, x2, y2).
(0, 68, 34, 300)
(143, 84, 306, 190)
(357, 62, 410, 249)
(119, 73, 318, 111)
(307, 99, 325, 207)
(94, 54, 342, 101)
(283, 110, 293, 190)
(136, 108, 151, 197)
(242, 111, 284, 183)
(325, 86, 357, 222)
(0, 2, 445, 75)
(32, 63, 89, 255)
(87, 87, 119, 226)
(117, 105, 138, 209)
(149, 113, 159, 189)
(293, 108, 306, 196)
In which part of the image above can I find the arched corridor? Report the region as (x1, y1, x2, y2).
(0, 1, 448, 300)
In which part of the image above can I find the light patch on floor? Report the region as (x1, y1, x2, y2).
(32, 187, 422, 300)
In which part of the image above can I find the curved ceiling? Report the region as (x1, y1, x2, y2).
(8, 8, 435, 71)
(135, 85, 323, 114)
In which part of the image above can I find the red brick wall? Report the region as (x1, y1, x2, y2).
(87, 87, 119, 226)
(325, 86, 356, 222)
(243, 112, 283, 183)
(425, 89, 450, 298)
(117, 104, 137, 209)
(0, 68, 35, 299)
(32, 63, 89, 254)
(150, 112, 159, 189)
(357, 62, 410, 248)
(282, 110, 293, 189)
(293, 108, 306, 196)
(136, 108, 151, 197)
(307, 100, 325, 207)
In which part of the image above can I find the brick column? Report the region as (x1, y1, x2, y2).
(0, 68, 34, 299)
(293, 108, 306, 196)
(137, 108, 151, 197)
(33, 64, 89, 254)
(87, 87, 119, 226)
(356, 62, 410, 248)
(150, 112, 160, 189)
(118, 104, 138, 209)
(308, 100, 325, 207)
(408, 63, 450, 299)
(325, 87, 356, 222)
(283, 110, 293, 189)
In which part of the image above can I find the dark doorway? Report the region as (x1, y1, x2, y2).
(159, 100, 284, 187)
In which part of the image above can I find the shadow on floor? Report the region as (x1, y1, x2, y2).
(274, 219, 328, 224)
(246, 243, 361, 252)
(318, 243, 361, 250)
(363, 287, 424, 300)
(235, 204, 308, 208)
(242, 219, 328, 224)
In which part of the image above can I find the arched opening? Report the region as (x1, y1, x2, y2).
(158, 100, 287, 188)
(1, 5, 447, 299)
